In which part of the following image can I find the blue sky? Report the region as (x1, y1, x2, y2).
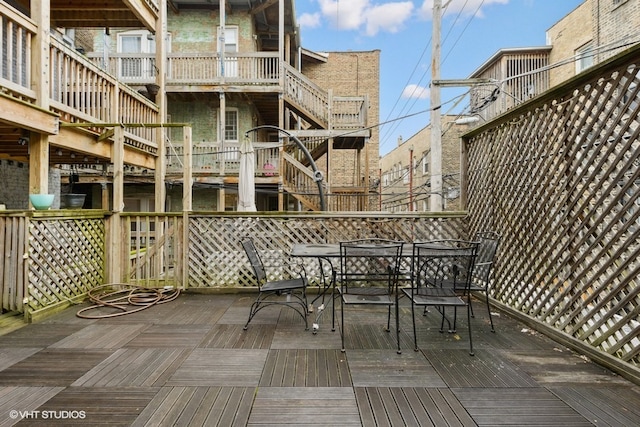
(296, 0, 585, 155)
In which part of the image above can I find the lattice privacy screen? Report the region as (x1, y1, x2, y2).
(464, 45, 640, 367)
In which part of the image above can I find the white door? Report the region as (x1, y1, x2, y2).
(218, 26, 238, 78)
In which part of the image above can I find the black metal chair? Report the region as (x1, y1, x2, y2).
(468, 231, 501, 332)
(403, 240, 479, 355)
(337, 239, 403, 353)
(241, 239, 308, 330)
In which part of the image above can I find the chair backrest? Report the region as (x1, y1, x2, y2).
(339, 239, 403, 295)
(412, 240, 479, 292)
(242, 239, 267, 287)
(473, 231, 501, 283)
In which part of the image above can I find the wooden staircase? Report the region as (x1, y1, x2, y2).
(280, 63, 370, 211)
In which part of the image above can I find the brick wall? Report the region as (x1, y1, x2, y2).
(548, 0, 640, 87)
(302, 50, 381, 188)
(0, 160, 61, 209)
(547, 1, 592, 87)
(379, 116, 471, 212)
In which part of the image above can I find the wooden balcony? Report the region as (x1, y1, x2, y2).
(166, 141, 280, 177)
(0, 3, 159, 168)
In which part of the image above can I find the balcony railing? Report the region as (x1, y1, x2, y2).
(166, 141, 279, 176)
(89, 52, 281, 86)
(0, 2, 37, 102)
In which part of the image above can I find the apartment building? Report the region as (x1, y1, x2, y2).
(381, 0, 640, 212)
(0, 1, 377, 212)
(379, 116, 473, 212)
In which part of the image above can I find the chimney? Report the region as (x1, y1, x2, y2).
(397, 136, 403, 146)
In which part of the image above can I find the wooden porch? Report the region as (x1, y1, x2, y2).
(1, 291, 639, 426)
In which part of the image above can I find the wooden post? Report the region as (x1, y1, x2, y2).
(107, 126, 125, 283)
(29, 0, 51, 196)
(182, 125, 192, 288)
(182, 126, 193, 211)
(154, 0, 167, 213)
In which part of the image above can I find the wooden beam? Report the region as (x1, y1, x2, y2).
(0, 93, 59, 135)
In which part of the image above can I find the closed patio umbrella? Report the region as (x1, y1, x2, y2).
(238, 139, 257, 211)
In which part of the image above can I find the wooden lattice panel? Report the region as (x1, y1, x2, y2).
(27, 217, 105, 315)
(183, 214, 468, 288)
(465, 45, 640, 368)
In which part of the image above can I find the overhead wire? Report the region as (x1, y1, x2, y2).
(379, 0, 482, 154)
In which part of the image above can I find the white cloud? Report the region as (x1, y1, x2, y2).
(418, 0, 510, 20)
(365, 2, 414, 36)
(318, 0, 368, 30)
(315, 0, 414, 35)
(298, 12, 322, 29)
(402, 84, 430, 99)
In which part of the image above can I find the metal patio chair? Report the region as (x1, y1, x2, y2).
(403, 240, 479, 355)
(242, 239, 309, 330)
(337, 239, 403, 353)
(468, 231, 501, 332)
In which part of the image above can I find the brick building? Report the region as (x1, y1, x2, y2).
(0, 1, 378, 212)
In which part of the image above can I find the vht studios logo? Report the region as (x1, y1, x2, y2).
(9, 410, 86, 420)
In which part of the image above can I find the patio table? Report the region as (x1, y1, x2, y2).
(290, 244, 341, 332)
(290, 243, 416, 333)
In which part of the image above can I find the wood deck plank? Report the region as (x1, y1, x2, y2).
(549, 385, 640, 427)
(453, 387, 593, 426)
(424, 349, 538, 388)
(248, 387, 361, 426)
(0, 349, 112, 386)
(1, 293, 639, 426)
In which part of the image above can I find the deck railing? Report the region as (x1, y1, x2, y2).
(90, 52, 281, 85)
(166, 141, 279, 176)
(0, 2, 36, 102)
(0, 4, 159, 151)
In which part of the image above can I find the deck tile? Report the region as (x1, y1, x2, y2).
(248, 387, 361, 426)
(347, 349, 446, 387)
(166, 348, 268, 386)
(424, 349, 538, 388)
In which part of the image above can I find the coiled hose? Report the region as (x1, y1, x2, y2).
(76, 283, 181, 319)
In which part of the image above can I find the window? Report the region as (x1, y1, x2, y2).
(422, 154, 429, 174)
(117, 30, 171, 79)
(575, 42, 595, 74)
(224, 109, 238, 142)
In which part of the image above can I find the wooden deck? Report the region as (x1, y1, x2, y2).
(1, 292, 640, 426)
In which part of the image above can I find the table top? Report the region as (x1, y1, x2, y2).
(290, 242, 468, 258)
(290, 243, 341, 258)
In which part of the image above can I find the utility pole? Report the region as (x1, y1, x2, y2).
(409, 146, 414, 211)
(430, 0, 443, 212)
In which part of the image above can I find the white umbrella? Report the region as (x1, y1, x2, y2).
(237, 139, 257, 211)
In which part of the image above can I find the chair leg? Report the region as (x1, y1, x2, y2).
(411, 301, 418, 351)
(340, 297, 346, 353)
(395, 299, 401, 354)
(485, 294, 495, 332)
(467, 304, 474, 356)
(243, 295, 263, 330)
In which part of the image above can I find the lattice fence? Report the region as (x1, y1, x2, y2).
(464, 44, 640, 371)
(26, 214, 105, 318)
(184, 213, 468, 288)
